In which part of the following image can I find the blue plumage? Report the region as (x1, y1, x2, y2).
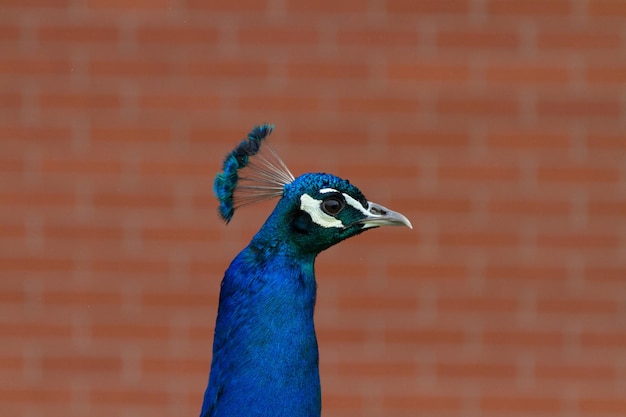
(213, 123, 274, 222)
(202, 125, 411, 417)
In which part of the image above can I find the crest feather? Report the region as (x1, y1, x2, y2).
(213, 124, 295, 223)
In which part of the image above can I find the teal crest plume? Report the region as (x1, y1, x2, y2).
(213, 124, 295, 222)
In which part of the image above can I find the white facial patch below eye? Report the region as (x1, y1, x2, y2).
(300, 194, 345, 229)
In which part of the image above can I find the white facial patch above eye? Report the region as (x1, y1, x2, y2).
(342, 193, 370, 215)
(319, 188, 338, 194)
(300, 194, 345, 229)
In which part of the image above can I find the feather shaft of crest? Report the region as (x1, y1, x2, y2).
(213, 124, 293, 223)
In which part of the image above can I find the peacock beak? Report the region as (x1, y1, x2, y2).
(359, 201, 413, 229)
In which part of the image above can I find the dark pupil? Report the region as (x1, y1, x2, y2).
(322, 197, 343, 215)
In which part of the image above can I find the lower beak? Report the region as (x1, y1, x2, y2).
(359, 201, 412, 229)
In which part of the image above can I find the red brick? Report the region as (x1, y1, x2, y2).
(489, 197, 570, 216)
(483, 329, 564, 348)
(385, 328, 466, 345)
(43, 290, 122, 305)
(140, 160, 207, 176)
(587, 132, 626, 150)
(39, 92, 120, 109)
(388, 62, 470, 83)
(139, 93, 220, 111)
(438, 296, 518, 313)
(586, 64, 626, 84)
(537, 97, 620, 119)
(186, 59, 269, 78)
(437, 97, 518, 117)
(487, 129, 570, 150)
(581, 331, 626, 348)
(438, 29, 519, 49)
(0, 91, 21, 108)
(386, 261, 468, 280)
(142, 227, 219, 242)
(339, 161, 418, 180)
(486, 63, 569, 84)
(0, 58, 73, 76)
(538, 232, 618, 249)
(0, 257, 73, 272)
(337, 360, 418, 378)
(585, 266, 626, 283)
(141, 357, 207, 373)
(537, 297, 619, 315)
(44, 225, 123, 240)
(589, 200, 626, 217)
(91, 259, 169, 274)
(94, 192, 173, 209)
(386, 0, 470, 15)
(535, 363, 615, 381)
(87, 0, 173, 11)
(1, 0, 69, 8)
(439, 231, 520, 249)
(286, 0, 366, 13)
(383, 394, 462, 411)
(1, 322, 72, 338)
(481, 394, 561, 413)
(0, 191, 75, 207)
(0, 356, 23, 371)
(42, 354, 122, 372)
(388, 130, 469, 147)
(390, 196, 471, 214)
(0, 25, 20, 42)
(0, 125, 71, 141)
(41, 157, 123, 174)
(537, 29, 621, 50)
(137, 25, 219, 44)
(316, 328, 368, 344)
(38, 24, 119, 43)
(323, 394, 364, 411)
(338, 294, 418, 312)
(580, 396, 626, 414)
(142, 292, 209, 308)
(485, 265, 568, 283)
(91, 389, 169, 405)
(588, 0, 626, 18)
(0, 222, 24, 237)
(91, 323, 170, 340)
(437, 361, 517, 378)
(286, 127, 369, 146)
(0, 159, 23, 173)
(338, 96, 419, 114)
(238, 95, 319, 112)
(337, 28, 419, 47)
(287, 61, 368, 80)
(0, 388, 70, 404)
(0, 290, 25, 303)
(487, 0, 571, 16)
(438, 164, 520, 182)
(187, 0, 268, 12)
(537, 166, 619, 183)
(238, 26, 318, 45)
(91, 126, 171, 143)
(90, 59, 173, 77)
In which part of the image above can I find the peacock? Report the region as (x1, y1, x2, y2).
(200, 124, 412, 417)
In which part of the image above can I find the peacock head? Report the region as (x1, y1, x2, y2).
(213, 124, 412, 254)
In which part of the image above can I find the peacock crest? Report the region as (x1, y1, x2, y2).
(213, 124, 295, 222)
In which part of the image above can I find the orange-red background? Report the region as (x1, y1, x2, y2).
(2, 1, 625, 416)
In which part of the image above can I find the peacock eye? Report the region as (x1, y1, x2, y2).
(321, 196, 344, 216)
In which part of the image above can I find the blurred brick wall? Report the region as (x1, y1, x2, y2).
(1, 1, 625, 416)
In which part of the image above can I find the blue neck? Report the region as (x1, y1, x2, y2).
(201, 222, 321, 417)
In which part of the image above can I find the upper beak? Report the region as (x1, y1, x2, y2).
(358, 201, 413, 229)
